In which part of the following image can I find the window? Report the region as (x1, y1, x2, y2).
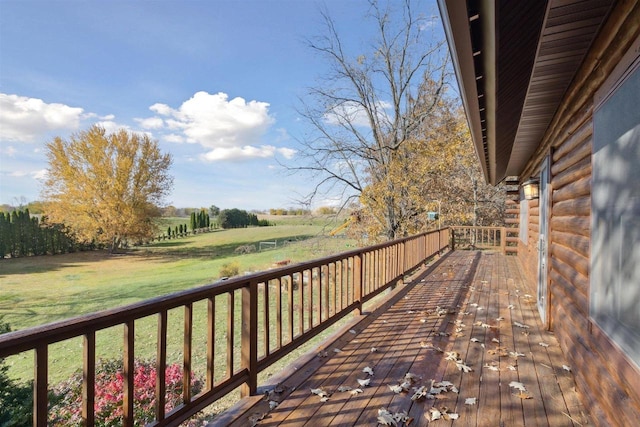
(591, 49, 640, 367)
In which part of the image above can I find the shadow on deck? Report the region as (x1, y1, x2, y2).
(213, 251, 589, 426)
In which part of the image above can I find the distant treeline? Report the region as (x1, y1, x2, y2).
(0, 209, 92, 259)
(219, 208, 271, 228)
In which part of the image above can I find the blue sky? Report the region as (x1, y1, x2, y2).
(0, 0, 441, 211)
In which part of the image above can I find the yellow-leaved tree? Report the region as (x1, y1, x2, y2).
(42, 125, 173, 252)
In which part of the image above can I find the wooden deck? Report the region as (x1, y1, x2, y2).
(214, 251, 590, 426)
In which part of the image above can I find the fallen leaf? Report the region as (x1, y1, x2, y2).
(371, 347, 378, 353)
(470, 337, 481, 343)
(377, 409, 397, 426)
(539, 342, 549, 348)
(363, 366, 374, 376)
(492, 338, 500, 343)
(509, 351, 525, 358)
(389, 384, 404, 394)
(465, 397, 477, 405)
(483, 363, 500, 372)
(350, 388, 363, 395)
(337, 385, 352, 392)
(514, 391, 533, 399)
(333, 348, 342, 353)
(509, 381, 526, 392)
(411, 386, 428, 401)
(444, 412, 459, 420)
(470, 303, 479, 307)
(445, 351, 459, 361)
(428, 408, 442, 421)
(357, 378, 371, 387)
(349, 329, 357, 334)
(508, 304, 515, 309)
(320, 396, 329, 402)
(481, 323, 492, 329)
(404, 372, 419, 382)
(456, 360, 473, 373)
(496, 317, 504, 321)
(269, 400, 278, 410)
(513, 322, 530, 329)
(311, 388, 329, 397)
(507, 365, 517, 371)
(562, 365, 572, 372)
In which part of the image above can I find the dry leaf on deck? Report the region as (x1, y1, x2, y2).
(377, 409, 397, 426)
(310, 388, 329, 398)
(357, 378, 371, 387)
(513, 322, 530, 329)
(337, 385, 351, 392)
(456, 360, 473, 373)
(465, 397, 477, 405)
(508, 381, 526, 392)
(514, 391, 533, 399)
(363, 366, 374, 376)
(539, 342, 549, 347)
(350, 388, 363, 395)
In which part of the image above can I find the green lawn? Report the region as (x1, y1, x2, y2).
(0, 221, 358, 388)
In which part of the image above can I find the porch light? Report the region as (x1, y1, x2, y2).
(521, 179, 539, 200)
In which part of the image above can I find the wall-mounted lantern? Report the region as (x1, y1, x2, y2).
(521, 179, 539, 200)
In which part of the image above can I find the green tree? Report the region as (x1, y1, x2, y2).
(42, 125, 173, 253)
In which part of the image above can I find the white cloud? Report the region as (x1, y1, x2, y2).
(1, 146, 17, 156)
(147, 91, 295, 162)
(94, 120, 131, 134)
(135, 116, 164, 129)
(32, 169, 48, 180)
(10, 170, 28, 177)
(200, 145, 296, 162)
(0, 93, 85, 142)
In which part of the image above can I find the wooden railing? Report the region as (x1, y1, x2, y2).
(451, 226, 517, 255)
(0, 228, 450, 427)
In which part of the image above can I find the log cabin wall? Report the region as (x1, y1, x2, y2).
(517, 3, 640, 425)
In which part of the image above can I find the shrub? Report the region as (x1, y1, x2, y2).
(234, 244, 256, 255)
(219, 261, 240, 278)
(0, 317, 34, 426)
(49, 359, 203, 426)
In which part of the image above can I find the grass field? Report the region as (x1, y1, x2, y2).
(0, 216, 359, 394)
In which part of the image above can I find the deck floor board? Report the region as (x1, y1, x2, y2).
(217, 251, 590, 426)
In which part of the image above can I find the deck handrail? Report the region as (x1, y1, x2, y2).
(0, 228, 450, 426)
(450, 225, 517, 255)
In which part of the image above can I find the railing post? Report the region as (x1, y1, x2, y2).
(500, 227, 507, 255)
(353, 254, 363, 315)
(451, 227, 456, 251)
(241, 280, 258, 397)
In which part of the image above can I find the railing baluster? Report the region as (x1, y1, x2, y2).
(207, 297, 215, 389)
(298, 272, 304, 334)
(323, 265, 329, 321)
(34, 344, 48, 427)
(123, 321, 135, 427)
(156, 310, 167, 421)
(276, 278, 282, 350)
(227, 291, 235, 376)
(263, 281, 269, 356)
(287, 274, 294, 343)
(83, 332, 95, 426)
(183, 303, 193, 404)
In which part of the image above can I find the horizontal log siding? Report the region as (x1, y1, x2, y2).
(519, 3, 640, 425)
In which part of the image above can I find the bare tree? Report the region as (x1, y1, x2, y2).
(291, 0, 450, 239)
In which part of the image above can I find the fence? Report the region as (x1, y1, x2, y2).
(0, 228, 450, 426)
